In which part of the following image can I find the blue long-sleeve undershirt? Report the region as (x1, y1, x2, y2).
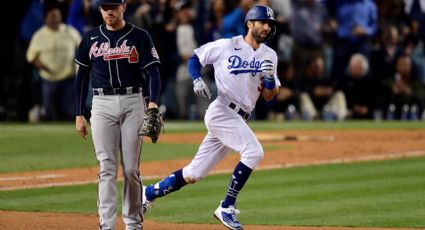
(188, 53, 202, 81)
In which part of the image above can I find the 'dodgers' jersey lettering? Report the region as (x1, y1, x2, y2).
(194, 35, 280, 112)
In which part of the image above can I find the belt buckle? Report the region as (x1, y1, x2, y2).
(112, 88, 119, 95)
(94, 88, 104, 96)
(127, 87, 133, 94)
(242, 111, 251, 120)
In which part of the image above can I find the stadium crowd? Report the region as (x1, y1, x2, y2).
(1, 0, 425, 122)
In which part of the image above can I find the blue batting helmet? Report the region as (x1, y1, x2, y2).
(244, 5, 277, 24)
(244, 5, 277, 40)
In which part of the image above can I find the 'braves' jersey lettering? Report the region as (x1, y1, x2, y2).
(74, 17, 162, 229)
(75, 23, 160, 89)
(89, 40, 139, 63)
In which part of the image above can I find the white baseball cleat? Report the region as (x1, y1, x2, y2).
(213, 201, 243, 230)
(142, 185, 153, 215)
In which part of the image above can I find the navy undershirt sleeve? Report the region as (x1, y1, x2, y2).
(144, 64, 161, 105)
(188, 53, 202, 81)
(74, 65, 91, 116)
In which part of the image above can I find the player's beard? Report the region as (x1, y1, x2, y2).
(251, 28, 268, 44)
(105, 16, 120, 27)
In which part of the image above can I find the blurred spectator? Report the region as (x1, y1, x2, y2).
(269, 0, 291, 21)
(337, 53, 379, 119)
(370, 25, 404, 81)
(125, 0, 155, 30)
(328, 0, 378, 80)
(298, 55, 347, 121)
(26, 6, 81, 121)
(204, 0, 231, 42)
(2, 0, 424, 122)
(403, 0, 425, 83)
(150, 0, 180, 118)
(19, 0, 44, 46)
(289, 0, 334, 80)
(404, 0, 425, 49)
(174, 2, 198, 119)
(375, 0, 406, 26)
(220, 0, 253, 38)
(11, 0, 44, 121)
(268, 61, 299, 121)
(384, 53, 425, 120)
(191, 0, 208, 45)
(66, 0, 89, 34)
(67, 0, 101, 35)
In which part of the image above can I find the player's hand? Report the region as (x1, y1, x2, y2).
(193, 78, 211, 99)
(76, 115, 88, 140)
(260, 60, 275, 78)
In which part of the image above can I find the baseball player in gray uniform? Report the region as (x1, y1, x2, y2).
(142, 5, 280, 230)
(74, 0, 161, 229)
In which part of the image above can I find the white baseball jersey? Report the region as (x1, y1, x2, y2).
(182, 35, 280, 182)
(194, 35, 281, 112)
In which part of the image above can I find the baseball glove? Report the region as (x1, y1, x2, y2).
(138, 107, 163, 143)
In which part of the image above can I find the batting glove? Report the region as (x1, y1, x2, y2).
(261, 60, 276, 90)
(260, 60, 275, 78)
(193, 78, 212, 99)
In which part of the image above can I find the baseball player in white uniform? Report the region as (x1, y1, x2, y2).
(142, 5, 280, 230)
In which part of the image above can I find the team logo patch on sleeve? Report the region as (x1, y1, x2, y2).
(151, 47, 159, 59)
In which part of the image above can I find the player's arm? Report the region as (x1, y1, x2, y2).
(188, 53, 211, 99)
(139, 64, 163, 143)
(144, 64, 161, 109)
(261, 84, 279, 101)
(260, 60, 279, 101)
(74, 64, 91, 139)
(188, 53, 202, 81)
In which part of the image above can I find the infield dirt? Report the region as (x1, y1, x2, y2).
(1, 129, 424, 230)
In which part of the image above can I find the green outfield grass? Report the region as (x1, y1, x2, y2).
(0, 121, 424, 228)
(0, 121, 424, 173)
(0, 156, 424, 228)
(0, 122, 285, 173)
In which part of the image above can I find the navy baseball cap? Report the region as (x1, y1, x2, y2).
(97, 0, 125, 6)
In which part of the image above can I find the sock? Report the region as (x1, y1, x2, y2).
(145, 169, 187, 201)
(222, 161, 253, 208)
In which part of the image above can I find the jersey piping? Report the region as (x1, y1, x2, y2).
(114, 24, 135, 88)
(143, 60, 160, 69)
(99, 26, 114, 88)
(75, 59, 90, 67)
